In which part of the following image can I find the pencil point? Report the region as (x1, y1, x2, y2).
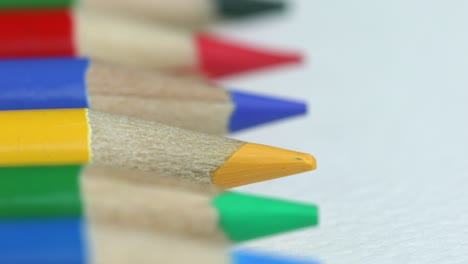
(229, 90, 307, 132)
(197, 34, 303, 78)
(216, 0, 286, 19)
(214, 192, 318, 242)
(212, 143, 316, 188)
(232, 248, 320, 264)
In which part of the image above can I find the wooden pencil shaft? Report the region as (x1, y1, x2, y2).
(82, 166, 228, 242)
(84, 165, 220, 195)
(90, 224, 315, 264)
(90, 96, 232, 135)
(80, 0, 216, 25)
(88, 110, 245, 185)
(90, 223, 228, 264)
(75, 10, 197, 71)
(86, 62, 227, 100)
(86, 62, 233, 134)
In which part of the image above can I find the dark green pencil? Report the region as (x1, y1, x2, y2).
(0, 0, 286, 25)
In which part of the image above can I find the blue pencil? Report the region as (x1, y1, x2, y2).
(0, 57, 307, 134)
(0, 218, 320, 264)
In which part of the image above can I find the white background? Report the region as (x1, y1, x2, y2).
(212, 1, 468, 263)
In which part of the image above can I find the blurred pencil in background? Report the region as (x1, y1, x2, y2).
(0, 9, 302, 78)
(0, 58, 307, 134)
(0, 0, 286, 26)
(0, 165, 319, 243)
(0, 166, 319, 263)
(92, 223, 320, 264)
(0, 217, 319, 263)
(83, 166, 319, 243)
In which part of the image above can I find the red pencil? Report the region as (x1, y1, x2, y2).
(0, 9, 302, 78)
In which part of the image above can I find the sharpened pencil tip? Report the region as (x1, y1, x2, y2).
(232, 249, 321, 264)
(212, 143, 316, 188)
(229, 90, 308, 132)
(217, 0, 286, 19)
(213, 192, 319, 242)
(197, 34, 303, 78)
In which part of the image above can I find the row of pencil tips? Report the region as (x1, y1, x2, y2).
(0, 1, 320, 263)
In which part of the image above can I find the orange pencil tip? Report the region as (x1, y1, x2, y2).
(212, 143, 316, 188)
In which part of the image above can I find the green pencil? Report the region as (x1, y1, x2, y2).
(0, 0, 286, 26)
(0, 165, 319, 243)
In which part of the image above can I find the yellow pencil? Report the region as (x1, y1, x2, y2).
(0, 109, 316, 188)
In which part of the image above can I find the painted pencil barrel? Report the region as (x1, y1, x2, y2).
(0, 109, 90, 166)
(0, 9, 76, 57)
(0, 58, 89, 111)
(0, 218, 87, 264)
(0, 165, 83, 218)
(0, 0, 73, 8)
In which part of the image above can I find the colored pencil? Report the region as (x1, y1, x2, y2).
(0, 58, 307, 134)
(82, 166, 318, 243)
(85, 0, 286, 26)
(0, 217, 320, 263)
(1, 109, 316, 188)
(0, 165, 318, 242)
(0, 9, 302, 78)
(0, 0, 286, 26)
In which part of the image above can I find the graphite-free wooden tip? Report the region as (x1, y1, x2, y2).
(212, 143, 316, 188)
